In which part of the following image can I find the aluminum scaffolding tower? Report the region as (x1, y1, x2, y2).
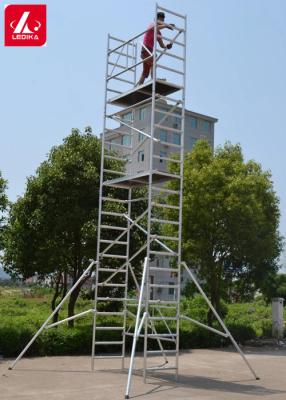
(9, 4, 259, 399)
(92, 4, 186, 394)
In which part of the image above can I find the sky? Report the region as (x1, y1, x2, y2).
(0, 0, 286, 265)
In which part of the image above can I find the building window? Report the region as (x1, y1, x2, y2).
(168, 283, 175, 295)
(203, 120, 211, 132)
(122, 134, 131, 146)
(159, 150, 167, 163)
(173, 116, 181, 129)
(138, 132, 145, 142)
(190, 117, 198, 129)
(122, 112, 132, 122)
(159, 130, 168, 142)
(139, 107, 146, 120)
(190, 137, 198, 148)
(138, 150, 144, 162)
(110, 138, 118, 144)
(172, 133, 181, 145)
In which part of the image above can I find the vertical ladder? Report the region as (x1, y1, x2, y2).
(92, 2, 187, 395)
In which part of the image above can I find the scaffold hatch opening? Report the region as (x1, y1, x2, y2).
(103, 170, 177, 188)
(108, 79, 181, 107)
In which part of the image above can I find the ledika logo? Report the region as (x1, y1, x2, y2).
(5, 4, 47, 46)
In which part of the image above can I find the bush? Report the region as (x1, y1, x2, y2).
(0, 289, 280, 358)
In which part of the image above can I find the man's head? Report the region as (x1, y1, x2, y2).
(157, 12, 165, 22)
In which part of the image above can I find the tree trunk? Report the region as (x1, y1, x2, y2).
(67, 284, 81, 328)
(51, 272, 63, 324)
(207, 264, 221, 326)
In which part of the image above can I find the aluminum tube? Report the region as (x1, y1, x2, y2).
(9, 260, 96, 370)
(125, 258, 148, 398)
(182, 262, 259, 380)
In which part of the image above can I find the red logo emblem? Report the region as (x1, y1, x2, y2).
(5, 4, 47, 46)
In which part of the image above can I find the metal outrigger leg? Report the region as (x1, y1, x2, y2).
(9, 260, 97, 370)
(181, 262, 260, 381)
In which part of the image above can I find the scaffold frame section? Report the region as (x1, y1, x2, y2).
(93, 2, 187, 386)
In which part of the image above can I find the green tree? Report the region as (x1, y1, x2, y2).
(0, 171, 8, 250)
(2, 129, 145, 325)
(166, 141, 283, 322)
(261, 272, 286, 303)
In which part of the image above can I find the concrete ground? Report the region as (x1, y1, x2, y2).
(1, 348, 286, 400)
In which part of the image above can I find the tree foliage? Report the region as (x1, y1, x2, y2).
(166, 141, 283, 320)
(261, 272, 286, 303)
(2, 129, 145, 324)
(0, 171, 8, 250)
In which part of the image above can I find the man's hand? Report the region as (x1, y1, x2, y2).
(168, 23, 175, 30)
(166, 43, 173, 50)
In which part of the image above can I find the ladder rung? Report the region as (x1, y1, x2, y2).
(108, 61, 134, 70)
(150, 284, 179, 289)
(153, 154, 182, 164)
(148, 299, 178, 304)
(109, 49, 134, 59)
(105, 142, 131, 150)
(146, 366, 178, 371)
(100, 254, 127, 259)
(97, 282, 126, 287)
(147, 350, 177, 355)
(157, 49, 184, 61)
(155, 108, 183, 119)
(104, 155, 130, 163)
(96, 311, 125, 316)
(96, 326, 124, 330)
(161, 36, 185, 47)
(149, 251, 178, 257)
(100, 239, 128, 245)
(103, 169, 126, 176)
(102, 197, 128, 204)
(148, 333, 177, 337)
(152, 186, 180, 195)
(152, 171, 181, 180)
(109, 75, 135, 83)
(157, 140, 182, 149)
(97, 297, 126, 301)
(151, 203, 180, 210)
(149, 316, 178, 321)
(105, 130, 132, 136)
(101, 211, 127, 217)
(157, 63, 184, 76)
(151, 235, 179, 241)
(98, 268, 126, 273)
(151, 218, 179, 225)
(155, 123, 183, 134)
(149, 267, 179, 273)
(95, 341, 123, 345)
(149, 304, 178, 309)
(100, 225, 127, 231)
(107, 88, 122, 94)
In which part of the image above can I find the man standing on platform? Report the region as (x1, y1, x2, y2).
(137, 12, 175, 86)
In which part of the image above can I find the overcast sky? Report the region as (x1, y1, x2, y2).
(0, 0, 285, 266)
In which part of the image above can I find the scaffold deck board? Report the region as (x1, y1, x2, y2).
(103, 170, 176, 188)
(109, 79, 181, 107)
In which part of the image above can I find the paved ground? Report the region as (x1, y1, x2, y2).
(1, 348, 286, 400)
